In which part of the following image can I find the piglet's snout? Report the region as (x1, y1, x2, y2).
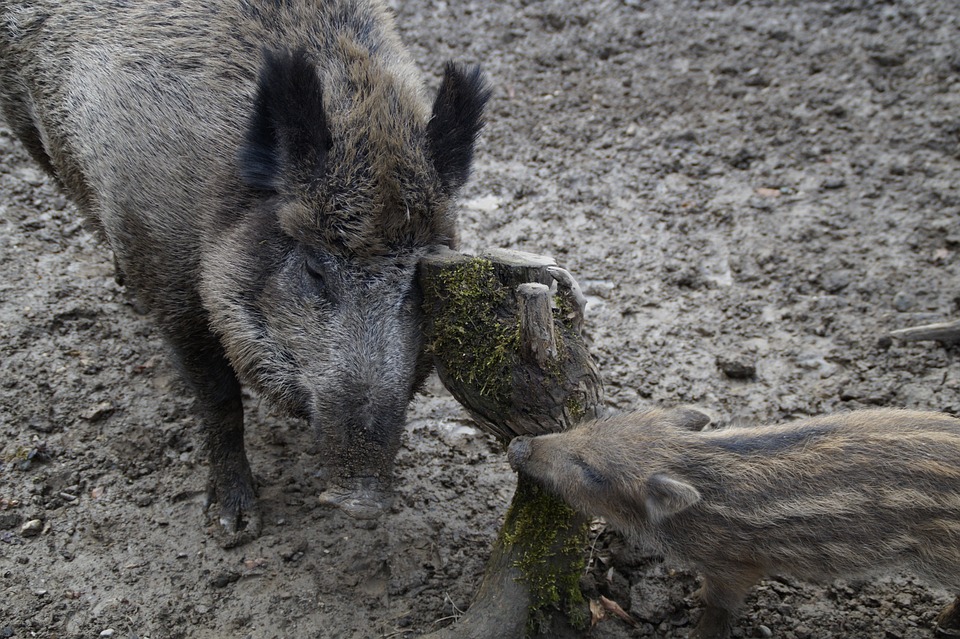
(507, 436, 532, 471)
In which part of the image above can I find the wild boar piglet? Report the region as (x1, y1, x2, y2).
(508, 407, 960, 639)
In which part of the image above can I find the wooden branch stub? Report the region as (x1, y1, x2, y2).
(889, 319, 960, 344)
(419, 247, 604, 443)
(479, 248, 557, 288)
(518, 283, 557, 367)
(547, 266, 586, 336)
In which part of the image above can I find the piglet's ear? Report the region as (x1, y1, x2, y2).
(240, 48, 333, 193)
(645, 474, 700, 523)
(669, 405, 716, 432)
(427, 62, 491, 195)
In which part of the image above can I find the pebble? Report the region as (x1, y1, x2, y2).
(820, 270, 851, 293)
(209, 571, 241, 588)
(100, 630, 115, 638)
(758, 625, 773, 638)
(893, 291, 914, 312)
(80, 401, 115, 422)
(20, 519, 43, 537)
(716, 355, 757, 380)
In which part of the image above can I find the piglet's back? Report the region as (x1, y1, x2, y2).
(666, 409, 960, 588)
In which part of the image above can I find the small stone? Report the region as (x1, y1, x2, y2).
(821, 178, 846, 190)
(758, 625, 773, 638)
(893, 291, 914, 312)
(870, 52, 905, 68)
(100, 630, 115, 638)
(209, 571, 241, 588)
(280, 540, 308, 562)
(717, 355, 757, 380)
(20, 519, 43, 537)
(134, 494, 154, 507)
(80, 401, 115, 422)
(820, 270, 851, 293)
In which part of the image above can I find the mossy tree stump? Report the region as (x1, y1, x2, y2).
(417, 246, 604, 638)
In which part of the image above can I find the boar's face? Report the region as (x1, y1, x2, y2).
(202, 50, 489, 518)
(507, 408, 705, 532)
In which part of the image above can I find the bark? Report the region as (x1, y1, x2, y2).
(417, 246, 604, 638)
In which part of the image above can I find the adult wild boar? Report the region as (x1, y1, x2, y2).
(509, 407, 960, 638)
(0, 0, 490, 545)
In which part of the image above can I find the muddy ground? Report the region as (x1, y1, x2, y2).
(2, 0, 960, 637)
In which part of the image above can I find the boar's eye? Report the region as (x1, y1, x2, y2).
(573, 457, 607, 486)
(303, 258, 328, 294)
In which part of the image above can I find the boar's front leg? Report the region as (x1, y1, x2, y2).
(167, 326, 261, 547)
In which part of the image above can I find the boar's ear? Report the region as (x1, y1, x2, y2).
(645, 474, 700, 523)
(427, 62, 492, 194)
(240, 49, 333, 193)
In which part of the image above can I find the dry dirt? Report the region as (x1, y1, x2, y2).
(2, 1, 960, 638)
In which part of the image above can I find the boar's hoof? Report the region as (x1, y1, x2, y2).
(318, 479, 393, 520)
(204, 484, 262, 548)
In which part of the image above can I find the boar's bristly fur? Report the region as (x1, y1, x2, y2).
(0, 0, 490, 546)
(508, 407, 960, 638)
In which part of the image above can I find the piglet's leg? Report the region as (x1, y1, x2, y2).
(936, 596, 960, 637)
(692, 569, 759, 639)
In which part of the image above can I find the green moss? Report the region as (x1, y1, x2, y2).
(423, 257, 520, 405)
(552, 293, 574, 328)
(502, 479, 589, 636)
(565, 395, 586, 422)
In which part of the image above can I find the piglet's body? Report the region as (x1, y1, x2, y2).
(508, 408, 960, 638)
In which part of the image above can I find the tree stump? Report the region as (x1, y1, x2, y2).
(417, 246, 604, 638)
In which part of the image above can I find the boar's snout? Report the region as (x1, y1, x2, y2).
(507, 436, 533, 472)
(318, 476, 394, 520)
